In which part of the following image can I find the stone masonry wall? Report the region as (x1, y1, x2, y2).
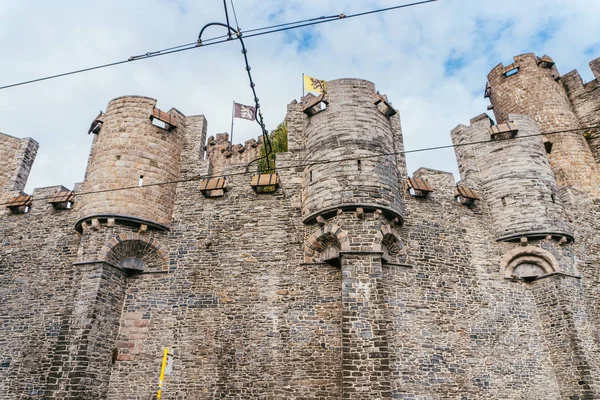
(206, 132, 263, 176)
(391, 168, 563, 399)
(302, 78, 404, 223)
(3, 54, 600, 399)
(487, 53, 600, 197)
(78, 96, 185, 229)
(0, 186, 80, 398)
(0, 132, 38, 196)
(562, 57, 600, 164)
(451, 114, 572, 240)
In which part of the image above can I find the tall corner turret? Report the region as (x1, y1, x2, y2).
(486, 53, 600, 197)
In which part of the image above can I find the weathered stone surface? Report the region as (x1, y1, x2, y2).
(1, 53, 600, 399)
(487, 53, 600, 197)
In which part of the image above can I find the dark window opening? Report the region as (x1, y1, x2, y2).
(501, 196, 507, 207)
(309, 170, 313, 182)
(357, 159, 362, 171)
(544, 141, 553, 154)
(551, 194, 555, 203)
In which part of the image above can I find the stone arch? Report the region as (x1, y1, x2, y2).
(500, 245, 559, 279)
(373, 224, 407, 264)
(99, 233, 169, 273)
(305, 224, 350, 265)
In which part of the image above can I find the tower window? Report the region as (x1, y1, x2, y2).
(139, 175, 144, 187)
(357, 159, 362, 171)
(309, 170, 313, 182)
(503, 66, 519, 77)
(544, 141, 553, 154)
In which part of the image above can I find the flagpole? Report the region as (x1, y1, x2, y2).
(302, 73, 305, 97)
(230, 101, 235, 149)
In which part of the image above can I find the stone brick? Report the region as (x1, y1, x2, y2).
(1, 53, 600, 399)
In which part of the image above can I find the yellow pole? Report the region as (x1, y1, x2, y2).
(157, 348, 169, 399)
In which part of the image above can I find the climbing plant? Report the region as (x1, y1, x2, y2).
(258, 120, 288, 173)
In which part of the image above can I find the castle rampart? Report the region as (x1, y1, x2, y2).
(205, 132, 263, 176)
(562, 57, 600, 164)
(2, 53, 600, 399)
(0, 132, 38, 197)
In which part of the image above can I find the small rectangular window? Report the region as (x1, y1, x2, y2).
(139, 175, 144, 187)
(151, 107, 177, 130)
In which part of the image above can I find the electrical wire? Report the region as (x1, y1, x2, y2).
(0, 0, 439, 91)
(3, 125, 597, 207)
(230, 0, 241, 32)
(197, 22, 274, 169)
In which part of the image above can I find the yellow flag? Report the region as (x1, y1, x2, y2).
(304, 75, 326, 94)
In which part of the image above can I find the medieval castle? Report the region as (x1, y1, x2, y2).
(1, 52, 600, 399)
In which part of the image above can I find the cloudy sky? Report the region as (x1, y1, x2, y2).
(1, 0, 599, 192)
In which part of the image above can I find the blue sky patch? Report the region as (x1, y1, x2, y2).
(444, 54, 467, 76)
(285, 28, 320, 52)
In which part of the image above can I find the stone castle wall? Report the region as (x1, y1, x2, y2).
(77, 96, 186, 230)
(487, 53, 600, 196)
(451, 114, 571, 241)
(562, 57, 600, 164)
(302, 79, 404, 224)
(1, 53, 600, 399)
(0, 132, 38, 197)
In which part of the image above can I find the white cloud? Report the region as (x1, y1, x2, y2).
(0, 0, 598, 192)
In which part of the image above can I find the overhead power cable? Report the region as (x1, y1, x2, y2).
(0, 0, 439, 91)
(2, 125, 597, 207)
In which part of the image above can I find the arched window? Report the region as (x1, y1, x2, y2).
(500, 246, 559, 281)
(99, 233, 168, 274)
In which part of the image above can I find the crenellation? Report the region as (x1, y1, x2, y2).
(590, 57, 600, 79)
(2, 53, 600, 399)
(205, 132, 264, 176)
(487, 52, 600, 197)
(0, 133, 39, 194)
(411, 167, 456, 200)
(561, 57, 600, 165)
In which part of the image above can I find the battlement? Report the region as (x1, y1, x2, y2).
(205, 132, 264, 175)
(487, 53, 560, 84)
(559, 56, 600, 165)
(4, 61, 600, 399)
(0, 132, 38, 194)
(561, 57, 600, 95)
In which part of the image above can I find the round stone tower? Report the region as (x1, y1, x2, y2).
(487, 53, 598, 194)
(301, 78, 403, 224)
(453, 114, 572, 241)
(76, 96, 184, 231)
